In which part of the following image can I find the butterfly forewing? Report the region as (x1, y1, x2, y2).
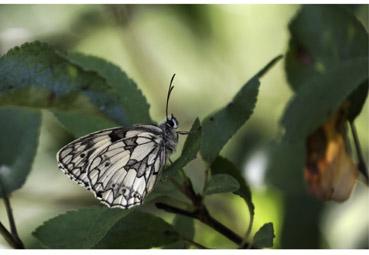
(56, 125, 168, 209)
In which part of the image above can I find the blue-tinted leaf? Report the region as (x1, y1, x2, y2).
(0, 41, 127, 126)
(66, 53, 152, 124)
(0, 106, 41, 197)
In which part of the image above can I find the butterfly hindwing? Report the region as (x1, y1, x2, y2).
(56, 128, 121, 189)
(56, 125, 168, 209)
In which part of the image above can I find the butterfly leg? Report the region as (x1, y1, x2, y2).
(177, 131, 190, 135)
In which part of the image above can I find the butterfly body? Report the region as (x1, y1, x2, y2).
(56, 116, 179, 209)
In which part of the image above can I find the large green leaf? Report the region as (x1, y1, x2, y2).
(52, 110, 117, 137)
(0, 107, 41, 197)
(33, 207, 129, 249)
(0, 41, 136, 129)
(163, 118, 201, 178)
(204, 174, 240, 195)
(66, 53, 152, 124)
(253, 222, 275, 248)
(94, 211, 180, 248)
(285, 5, 368, 120)
(200, 55, 282, 163)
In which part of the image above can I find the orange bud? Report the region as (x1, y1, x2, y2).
(304, 105, 358, 202)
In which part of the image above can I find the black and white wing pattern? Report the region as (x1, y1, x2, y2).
(57, 125, 169, 209)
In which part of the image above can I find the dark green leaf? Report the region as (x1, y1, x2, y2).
(0, 41, 129, 126)
(200, 55, 282, 163)
(66, 52, 152, 124)
(95, 211, 180, 248)
(163, 118, 201, 178)
(204, 174, 240, 195)
(253, 222, 274, 248)
(33, 207, 129, 249)
(268, 59, 368, 202)
(164, 215, 195, 248)
(285, 5, 368, 120)
(268, 58, 368, 194)
(211, 156, 254, 216)
(0, 107, 41, 197)
(347, 81, 368, 121)
(52, 110, 117, 137)
(282, 57, 368, 143)
(145, 175, 191, 205)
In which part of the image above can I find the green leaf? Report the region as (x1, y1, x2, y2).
(52, 110, 117, 137)
(253, 222, 275, 248)
(211, 156, 254, 216)
(0, 107, 41, 197)
(66, 52, 152, 124)
(164, 215, 195, 248)
(163, 118, 201, 178)
(285, 5, 368, 120)
(0, 41, 131, 126)
(200, 55, 282, 163)
(204, 174, 240, 195)
(95, 211, 180, 248)
(33, 207, 130, 249)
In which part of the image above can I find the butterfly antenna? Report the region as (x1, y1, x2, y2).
(166, 73, 176, 121)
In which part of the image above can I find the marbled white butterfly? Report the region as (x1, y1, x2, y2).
(56, 74, 184, 209)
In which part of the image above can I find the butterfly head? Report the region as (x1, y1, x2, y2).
(166, 114, 178, 129)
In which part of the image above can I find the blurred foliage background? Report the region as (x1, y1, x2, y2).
(0, 4, 367, 249)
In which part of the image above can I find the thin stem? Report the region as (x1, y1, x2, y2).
(156, 202, 254, 248)
(0, 179, 24, 249)
(244, 215, 254, 248)
(349, 121, 369, 183)
(0, 221, 19, 249)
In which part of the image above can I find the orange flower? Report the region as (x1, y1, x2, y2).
(304, 105, 358, 202)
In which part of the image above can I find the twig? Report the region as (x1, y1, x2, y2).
(156, 202, 254, 248)
(349, 121, 369, 183)
(182, 237, 208, 249)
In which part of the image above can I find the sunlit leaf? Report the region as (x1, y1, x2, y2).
(200, 55, 282, 163)
(253, 222, 274, 248)
(0, 107, 41, 197)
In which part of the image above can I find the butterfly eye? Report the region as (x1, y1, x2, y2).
(80, 153, 86, 158)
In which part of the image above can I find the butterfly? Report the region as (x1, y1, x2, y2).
(56, 74, 186, 209)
